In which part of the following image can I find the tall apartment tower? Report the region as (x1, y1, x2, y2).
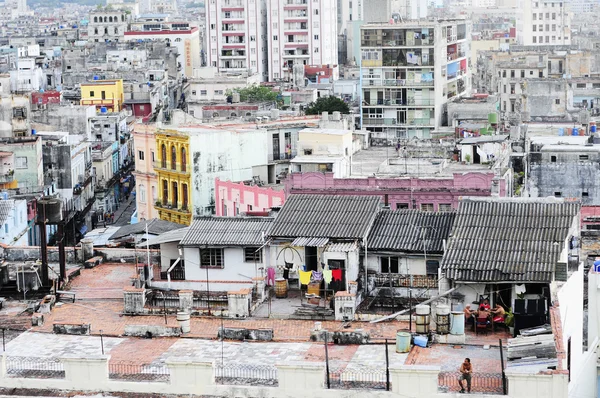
(517, 0, 571, 46)
(266, 0, 337, 81)
(205, 0, 269, 80)
(360, 19, 472, 140)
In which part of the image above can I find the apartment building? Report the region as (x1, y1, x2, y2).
(124, 19, 201, 78)
(88, 9, 130, 43)
(516, 0, 571, 46)
(205, 0, 268, 80)
(360, 19, 472, 140)
(267, 0, 337, 81)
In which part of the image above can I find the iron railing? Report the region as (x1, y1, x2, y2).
(438, 371, 504, 394)
(328, 366, 388, 390)
(108, 361, 170, 382)
(4, 356, 65, 379)
(215, 363, 278, 387)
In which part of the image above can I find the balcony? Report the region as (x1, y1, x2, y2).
(373, 274, 437, 289)
(268, 152, 296, 162)
(154, 161, 190, 175)
(362, 118, 397, 126)
(0, 171, 15, 184)
(408, 118, 435, 126)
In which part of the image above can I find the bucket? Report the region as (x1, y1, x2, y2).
(414, 335, 428, 348)
(308, 282, 320, 296)
(450, 311, 465, 335)
(275, 278, 288, 298)
(415, 305, 430, 334)
(177, 311, 191, 334)
(396, 332, 411, 353)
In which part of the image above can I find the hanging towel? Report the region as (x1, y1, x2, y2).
(283, 268, 290, 280)
(332, 269, 342, 281)
(323, 269, 333, 284)
(267, 267, 276, 286)
(299, 270, 312, 285)
(312, 271, 323, 282)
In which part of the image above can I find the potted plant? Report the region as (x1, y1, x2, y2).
(505, 307, 515, 336)
(155, 200, 162, 207)
(465, 154, 471, 163)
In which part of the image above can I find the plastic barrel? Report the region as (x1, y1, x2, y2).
(591, 125, 597, 133)
(558, 128, 565, 136)
(436, 304, 451, 334)
(450, 311, 465, 335)
(414, 335, 428, 347)
(572, 127, 579, 136)
(275, 278, 288, 298)
(396, 332, 411, 353)
(488, 112, 498, 124)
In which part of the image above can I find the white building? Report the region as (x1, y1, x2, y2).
(88, 9, 130, 43)
(9, 58, 45, 93)
(204, 0, 268, 80)
(360, 19, 472, 140)
(0, 199, 29, 246)
(267, 0, 338, 81)
(125, 20, 201, 77)
(516, 0, 571, 46)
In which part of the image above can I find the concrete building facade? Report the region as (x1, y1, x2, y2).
(516, 0, 571, 46)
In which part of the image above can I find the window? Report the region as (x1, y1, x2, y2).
(191, 90, 197, 95)
(426, 260, 439, 276)
(503, 84, 506, 94)
(576, 83, 586, 88)
(551, 155, 557, 162)
(101, 91, 106, 100)
(171, 145, 176, 170)
(15, 157, 27, 168)
(510, 70, 515, 78)
(273, 35, 278, 40)
(314, 34, 319, 40)
(533, 13, 536, 20)
(139, 184, 146, 203)
(521, 70, 525, 78)
(555, 98, 560, 104)
(555, 191, 562, 197)
(381, 257, 399, 273)
(421, 203, 434, 212)
(200, 248, 224, 268)
(162, 179, 168, 203)
(580, 155, 589, 160)
(552, 12, 556, 19)
(200, 90, 207, 95)
(533, 36, 537, 43)
(314, 47, 319, 53)
(439, 204, 453, 212)
(244, 247, 262, 262)
(138, 150, 144, 160)
(552, 24, 556, 31)
(90, 90, 95, 97)
(533, 25, 537, 32)
(582, 192, 589, 197)
(396, 203, 409, 209)
(181, 147, 186, 172)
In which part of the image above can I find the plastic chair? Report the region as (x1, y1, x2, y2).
(475, 316, 490, 335)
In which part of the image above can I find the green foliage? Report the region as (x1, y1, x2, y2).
(225, 85, 278, 103)
(505, 308, 514, 327)
(305, 96, 350, 115)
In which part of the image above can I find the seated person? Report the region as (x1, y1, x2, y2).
(490, 304, 506, 323)
(464, 305, 475, 324)
(481, 299, 491, 310)
(476, 305, 491, 323)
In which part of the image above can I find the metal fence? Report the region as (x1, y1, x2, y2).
(328, 365, 388, 390)
(438, 371, 504, 394)
(108, 361, 170, 383)
(214, 363, 278, 387)
(4, 356, 65, 379)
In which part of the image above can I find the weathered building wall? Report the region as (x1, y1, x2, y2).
(523, 79, 569, 118)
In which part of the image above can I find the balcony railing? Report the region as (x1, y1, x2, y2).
(154, 161, 190, 174)
(0, 171, 15, 184)
(154, 201, 191, 214)
(373, 274, 438, 289)
(268, 152, 295, 162)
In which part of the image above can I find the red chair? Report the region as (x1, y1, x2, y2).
(475, 316, 490, 335)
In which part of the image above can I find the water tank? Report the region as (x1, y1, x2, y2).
(270, 109, 280, 120)
(436, 304, 451, 335)
(93, 75, 99, 80)
(232, 92, 240, 103)
(100, 107, 107, 114)
(36, 197, 63, 224)
(488, 112, 498, 124)
(450, 311, 465, 335)
(415, 305, 431, 334)
(558, 127, 565, 136)
(32, 129, 36, 135)
(396, 332, 411, 353)
(591, 123, 597, 133)
(572, 127, 579, 136)
(479, 127, 488, 135)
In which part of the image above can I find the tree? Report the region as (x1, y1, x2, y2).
(226, 85, 278, 103)
(305, 96, 350, 115)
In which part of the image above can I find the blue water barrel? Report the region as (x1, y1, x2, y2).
(414, 335, 428, 348)
(591, 125, 597, 133)
(558, 128, 565, 136)
(572, 127, 579, 136)
(100, 107, 107, 113)
(93, 75, 99, 80)
(396, 332, 411, 353)
(31, 129, 36, 135)
(450, 311, 465, 335)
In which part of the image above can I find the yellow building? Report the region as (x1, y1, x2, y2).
(80, 79, 124, 112)
(155, 129, 192, 225)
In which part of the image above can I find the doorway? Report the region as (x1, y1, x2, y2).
(305, 246, 318, 271)
(327, 259, 346, 292)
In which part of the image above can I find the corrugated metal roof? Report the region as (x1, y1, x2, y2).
(325, 242, 358, 252)
(291, 237, 330, 247)
(109, 218, 185, 240)
(142, 227, 190, 246)
(180, 217, 273, 246)
(441, 198, 580, 283)
(368, 210, 456, 253)
(268, 195, 380, 239)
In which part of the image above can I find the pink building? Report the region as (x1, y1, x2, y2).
(133, 124, 158, 221)
(215, 178, 286, 216)
(285, 172, 505, 211)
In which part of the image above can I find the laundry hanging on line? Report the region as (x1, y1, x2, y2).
(299, 270, 312, 285)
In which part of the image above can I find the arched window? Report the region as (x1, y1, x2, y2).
(104, 27, 108, 35)
(93, 16, 98, 22)
(182, 184, 188, 208)
(162, 180, 168, 203)
(94, 28, 98, 34)
(139, 184, 146, 203)
(114, 27, 118, 34)
(172, 182, 178, 206)
(181, 147, 186, 172)
(121, 15, 125, 21)
(151, 185, 156, 201)
(171, 146, 176, 170)
(108, 16, 113, 22)
(103, 16, 107, 22)
(161, 144, 167, 168)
